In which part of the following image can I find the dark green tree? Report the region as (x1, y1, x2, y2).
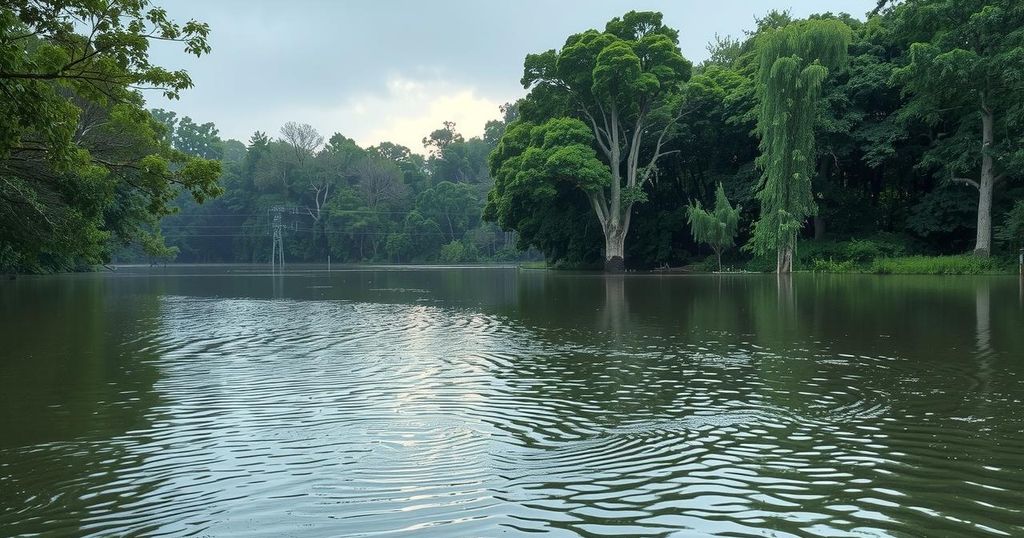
(892, 0, 1024, 257)
(513, 11, 693, 271)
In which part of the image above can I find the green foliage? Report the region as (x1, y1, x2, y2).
(810, 258, 858, 273)
(7, 5, 1019, 273)
(484, 118, 608, 264)
(417, 181, 479, 242)
(995, 200, 1024, 250)
(155, 102, 526, 266)
(686, 183, 741, 271)
(438, 240, 480, 263)
(512, 11, 693, 268)
(869, 255, 1005, 275)
(890, 0, 1024, 255)
(797, 235, 910, 272)
(748, 19, 851, 270)
(0, 0, 220, 272)
(904, 187, 971, 229)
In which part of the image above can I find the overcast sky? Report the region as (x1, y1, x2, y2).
(148, 0, 876, 153)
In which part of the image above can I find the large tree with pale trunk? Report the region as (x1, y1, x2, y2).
(891, 0, 1024, 258)
(504, 11, 693, 271)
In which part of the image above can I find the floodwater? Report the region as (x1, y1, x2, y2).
(1, 266, 1023, 537)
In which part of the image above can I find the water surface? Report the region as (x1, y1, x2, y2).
(2, 266, 1023, 536)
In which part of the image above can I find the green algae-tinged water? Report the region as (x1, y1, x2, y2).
(1, 266, 1023, 537)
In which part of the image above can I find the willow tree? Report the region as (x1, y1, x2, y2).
(748, 20, 851, 273)
(514, 11, 692, 272)
(687, 183, 741, 272)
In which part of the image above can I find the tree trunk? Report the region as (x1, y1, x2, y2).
(974, 108, 995, 258)
(777, 244, 794, 274)
(604, 227, 626, 273)
(715, 248, 723, 273)
(813, 214, 826, 240)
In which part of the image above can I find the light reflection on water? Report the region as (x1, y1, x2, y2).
(1, 266, 1023, 536)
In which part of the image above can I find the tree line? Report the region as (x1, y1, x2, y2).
(1, 0, 1022, 273)
(144, 111, 523, 265)
(487, 2, 1024, 272)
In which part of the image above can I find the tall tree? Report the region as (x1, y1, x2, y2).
(892, 0, 1024, 257)
(512, 11, 693, 271)
(748, 19, 851, 273)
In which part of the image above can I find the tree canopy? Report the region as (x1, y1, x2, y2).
(0, 0, 221, 272)
(3, 4, 1022, 274)
(503, 11, 693, 271)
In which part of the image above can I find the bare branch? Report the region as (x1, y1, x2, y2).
(950, 171, 980, 189)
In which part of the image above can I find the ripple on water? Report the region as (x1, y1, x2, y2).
(1, 294, 1022, 537)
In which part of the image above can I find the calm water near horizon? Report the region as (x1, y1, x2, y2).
(1, 265, 1023, 536)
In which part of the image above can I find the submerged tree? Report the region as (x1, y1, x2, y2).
(892, 0, 1024, 257)
(510, 11, 693, 271)
(687, 183, 741, 272)
(748, 19, 851, 273)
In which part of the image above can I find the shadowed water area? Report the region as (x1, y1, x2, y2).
(1, 266, 1023, 536)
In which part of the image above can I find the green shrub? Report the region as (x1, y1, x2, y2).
(996, 200, 1024, 251)
(492, 247, 521, 262)
(843, 237, 906, 262)
(784, 234, 913, 272)
(810, 258, 858, 273)
(869, 255, 1005, 275)
(744, 255, 776, 273)
(439, 240, 474, 263)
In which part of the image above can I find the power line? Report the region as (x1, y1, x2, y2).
(162, 231, 470, 238)
(161, 208, 486, 218)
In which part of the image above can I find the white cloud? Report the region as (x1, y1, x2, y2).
(279, 75, 515, 154)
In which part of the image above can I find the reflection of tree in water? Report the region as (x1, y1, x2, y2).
(975, 279, 991, 355)
(0, 275, 166, 535)
(967, 279, 995, 410)
(598, 275, 627, 338)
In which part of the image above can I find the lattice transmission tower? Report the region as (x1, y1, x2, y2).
(269, 206, 304, 270)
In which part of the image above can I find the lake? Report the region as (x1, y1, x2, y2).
(1, 266, 1023, 536)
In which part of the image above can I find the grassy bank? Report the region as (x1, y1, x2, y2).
(867, 255, 1010, 275)
(806, 254, 1013, 275)
(730, 236, 1019, 275)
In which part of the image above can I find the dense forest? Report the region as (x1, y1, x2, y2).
(148, 113, 523, 265)
(1, 0, 1022, 273)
